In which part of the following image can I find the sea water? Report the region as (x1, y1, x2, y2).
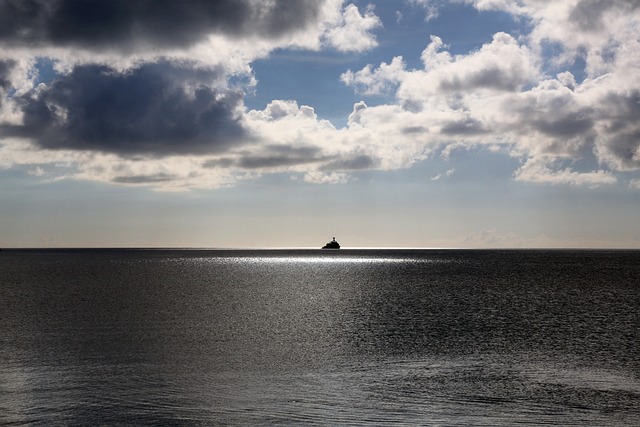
(1, 249, 639, 425)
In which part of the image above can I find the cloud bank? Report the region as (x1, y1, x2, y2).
(338, 0, 640, 186)
(0, 0, 331, 50)
(1, 0, 639, 189)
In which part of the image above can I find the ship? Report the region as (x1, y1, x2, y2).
(321, 237, 340, 249)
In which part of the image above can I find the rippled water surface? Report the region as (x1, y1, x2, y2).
(1, 249, 639, 425)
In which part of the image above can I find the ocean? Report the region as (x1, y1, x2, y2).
(1, 249, 639, 425)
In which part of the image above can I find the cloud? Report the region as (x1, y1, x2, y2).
(340, 56, 406, 95)
(112, 173, 176, 185)
(1, 61, 248, 156)
(0, 0, 329, 51)
(0, 0, 386, 186)
(0, 59, 15, 89)
(347, 101, 368, 125)
(431, 168, 455, 181)
(322, 3, 382, 52)
(407, 0, 444, 21)
(397, 33, 539, 107)
(593, 89, 640, 171)
(237, 145, 331, 169)
(339, 0, 640, 185)
(569, 0, 619, 31)
(2, 1, 370, 174)
(514, 158, 617, 187)
(494, 78, 597, 157)
(0, 0, 380, 69)
(410, 1, 640, 76)
(462, 0, 640, 77)
(244, 100, 384, 173)
(304, 171, 349, 184)
(0, 59, 14, 117)
(323, 154, 379, 171)
(440, 117, 488, 136)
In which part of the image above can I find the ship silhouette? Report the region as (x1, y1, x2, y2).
(321, 237, 340, 249)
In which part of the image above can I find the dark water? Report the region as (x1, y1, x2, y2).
(1, 249, 639, 426)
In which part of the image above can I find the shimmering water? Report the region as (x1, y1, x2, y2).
(1, 249, 639, 425)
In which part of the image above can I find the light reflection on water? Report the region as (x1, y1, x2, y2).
(195, 256, 451, 264)
(1, 249, 639, 426)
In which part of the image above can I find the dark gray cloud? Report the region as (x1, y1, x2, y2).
(570, 0, 615, 31)
(238, 145, 328, 169)
(603, 129, 640, 169)
(112, 173, 176, 184)
(602, 90, 640, 133)
(202, 158, 236, 169)
(1, 61, 248, 155)
(238, 155, 319, 169)
(324, 154, 378, 170)
(0, 0, 324, 50)
(440, 118, 488, 136)
(0, 59, 16, 113)
(505, 93, 596, 140)
(200, 146, 377, 172)
(570, 0, 640, 32)
(439, 66, 522, 93)
(599, 90, 640, 168)
(531, 110, 595, 138)
(203, 145, 332, 170)
(402, 126, 428, 135)
(0, 59, 15, 89)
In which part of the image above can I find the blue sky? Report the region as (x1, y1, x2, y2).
(1, 0, 640, 248)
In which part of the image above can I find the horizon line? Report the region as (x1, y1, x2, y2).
(2, 246, 640, 251)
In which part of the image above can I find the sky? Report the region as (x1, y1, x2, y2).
(1, 0, 640, 248)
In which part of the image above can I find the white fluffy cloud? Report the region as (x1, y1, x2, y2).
(396, 32, 539, 109)
(340, 56, 406, 95)
(322, 3, 382, 52)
